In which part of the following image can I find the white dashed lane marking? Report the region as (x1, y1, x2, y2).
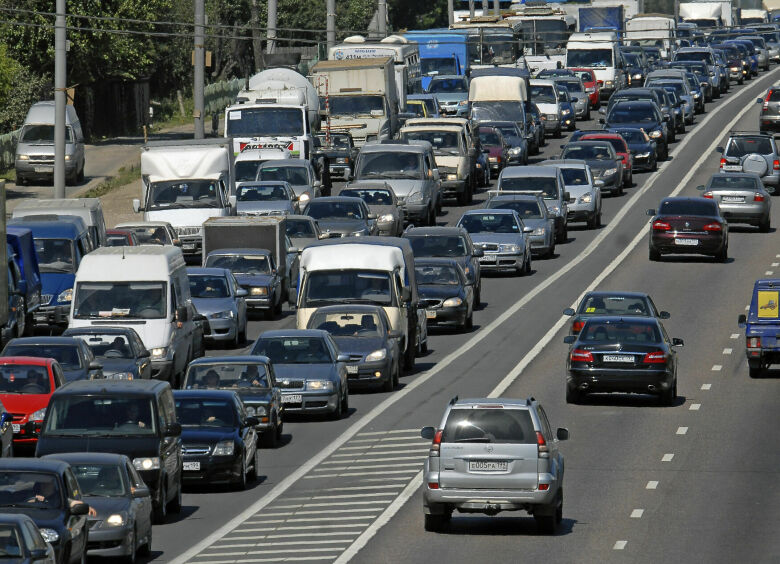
(646, 481, 659, 490)
(712, 365, 722, 371)
(662, 453, 674, 462)
(766, 271, 774, 276)
(689, 403, 701, 411)
(701, 383, 712, 390)
(723, 348, 732, 354)
(730, 333, 739, 339)
(630, 509, 644, 518)
(613, 541, 628, 550)
(677, 427, 688, 435)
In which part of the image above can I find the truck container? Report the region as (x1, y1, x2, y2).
(625, 14, 676, 59)
(740, 8, 769, 23)
(402, 31, 468, 91)
(679, 1, 734, 27)
(578, 6, 625, 33)
(201, 216, 287, 281)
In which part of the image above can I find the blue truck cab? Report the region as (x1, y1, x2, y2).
(6, 226, 42, 332)
(403, 31, 467, 91)
(8, 216, 93, 329)
(738, 278, 780, 377)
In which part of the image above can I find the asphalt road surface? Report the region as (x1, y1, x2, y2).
(125, 66, 780, 564)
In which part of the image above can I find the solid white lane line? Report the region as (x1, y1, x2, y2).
(287, 493, 397, 500)
(321, 456, 423, 464)
(646, 481, 659, 490)
(630, 509, 644, 518)
(263, 533, 361, 538)
(723, 348, 732, 354)
(730, 333, 739, 339)
(701, 383, 712, 390)
(613, 541, 628, 550)
(356, 429, 420, 436)
(662, 453, 674, 462)
(712, 364, 722, 371)
(766, 271, 774, 275)
(745, 305, 750, 310)
(677, 426, 688, 435)
(689, 403, 701, 411)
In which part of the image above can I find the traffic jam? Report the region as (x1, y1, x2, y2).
(2, 4, 780, 563)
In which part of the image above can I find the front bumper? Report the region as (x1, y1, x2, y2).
(16, 160, 78, 179)
(344, 359, 393, 388)
(33, 303, 69, 327)
(203, 317, 238, 341)
(567, 202, 596, 222)
(567, 367, 673, 395)
(597, 174, 620, 192)
(329, 164, 351, 177)
(151, 359, 174, 382)
(244, 295, 273, 311)
(424, 304, 468, 327)
(179, 236, 202, 257)
(441, 179, 467, 197)
(631, 153, 654, 171)
(402, 202, 430, 224)
(87, 524, 135, 557)
(280, 390, 339, 414)
(527, 233, 552, 255)
(182, 454, 242, 484)
(478, 251, 523, 271)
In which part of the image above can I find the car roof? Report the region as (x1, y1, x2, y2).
(0, 458, 70, 473)
(451, 397, 534, 408)
(579, 315, 659, 325)
(502, 166, 559, 177)
(43, 452, 130, 465)
(0, 514, 38, 526)
(565, 140, 614, 148)
(710, 171, 762, 181)
(258, 329, 330, 338)
(206, 248, 272, 256)
(488, 194, 542, 202)
(727, 132, 773, 139)
(584, 290, 651, 299)
(115, 221, 173, 228)
(414, 257, 461, 267)
(543, 159, 588, 168)
(285, 215, 316, 222)
(188, 355, 271, 365)
(307, 196, 365, 205)
(309, 304, 389, 315)
(187, 267, 232, 276)
(360, 143, 427, 154)
(463, 208, 518, 215)
(0, 356, 55, 367)
(258, 159, 308, 168)
(404, 226, 467, 236)
(236, 180, 293, 187)
(6, 336, 81, 346)
(51, 379, 170, 395)
(63, 327, 139, 336)
(173, 389, 241, 401)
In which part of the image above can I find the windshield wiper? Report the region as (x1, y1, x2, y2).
(0, 503, 46, 509)
(362, 172, 393, 178)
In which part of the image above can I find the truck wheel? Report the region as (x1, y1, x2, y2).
(749, 361, 763, 378)
(457, 188, 468, 206)
(403, 340, 415, 372)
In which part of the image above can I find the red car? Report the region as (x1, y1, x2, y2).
(106, 228, 139, 246)
(580, 133, 634, 186)
(647, 197, 729, 262)
(0, 357, 65, 450)
(570, 68, 600, 110)
(478, 126, 509, 178)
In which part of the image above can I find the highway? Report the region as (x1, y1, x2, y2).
(144, 67, 780, 564)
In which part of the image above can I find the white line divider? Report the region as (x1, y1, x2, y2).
(171, 66, 780, 564)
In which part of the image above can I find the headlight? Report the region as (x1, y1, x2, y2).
(562, 109, 571, 116)
(108, 372, 134, 380)
(299, 193, 311, 203)
(603, 168, 618, 176)
(209, 310, 234, 319)
(336, 157, 348, 164)
(17, 155, 29, 160)
(29, 407, 47, 421)
(213, 440, 235, 456)
(532, 227, 546, 236)
(57, 288, 73, 303)
(637, 152, 652, 158)
(579, 193, 592, 204)
(379, 214, 394, 222)
(446, 173, 458, 181)
(307, 380, 334, 391)
(133, 457, 161, 470)
(245, 406, 256, 416)
(150, 347, 168, 360)
(351, 229, 368, 237)
(366, 349, 387, 361)
(693, 92, 701, 99)
(648, 130, 662, 139)
(443, 297, 463, 307)
(549, 205, 561, 214)
(64, 155, 71, 161)
(498, 244, 519, 253)
(250, 287, 268, 296)
(106, 513, 126, 527)
(731, 66, 740, 71)
(251, 405, 267, 417)
(633, 73, 643, 80)
(605, 80, 614, 87)
(39, 528, 59, 543)
(509, 147, 523, 155)
(406, 191, 424, 204)
(475, 163, 482, 169)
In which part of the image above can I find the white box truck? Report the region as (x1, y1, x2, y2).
(625, 14, 677, 60)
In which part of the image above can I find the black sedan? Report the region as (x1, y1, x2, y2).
(564, 317, 683, 405)
(0, 513, 56, 563)
(415, 258, 475, 332)
(1, 337, 103, 382)
(563, 291, 670, 335)
(42, 452, 152, 563)
(608, 128, 658, 172)
(307, 305, 402, 392)
(601, 100, 669, 160)
(0, 458, 91, 564)
(174, 389, 259, 490)
(647, 197, 729, 262)
(63, 327, 152, 380)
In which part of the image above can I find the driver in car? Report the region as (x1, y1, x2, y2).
(238, 365, 266, 388)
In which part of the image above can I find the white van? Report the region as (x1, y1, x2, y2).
(12, 198, 108, 248)
(15, 101, 86, 185)
(69, 246, 198, 386)
(565, 32, 626, 101)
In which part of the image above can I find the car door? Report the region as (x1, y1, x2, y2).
(267, 363, 282, 424)
(536, 405, 563, 479)
(128, 331, 152, 379)
(63, 469, 88, 559)
(126, 461, 153, 539)
(236, 398, 257, 469)
(158, 389, 182, 502)
(230, 273, 247, 331)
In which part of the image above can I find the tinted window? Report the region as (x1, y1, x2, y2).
(70, 333, 135, 360)
(205, 254, 270, 275)
(126, 226, 173, 245)
(308, 311, 385, 337)
(305, 201, 365, 220)
(607, 104, 658, 123)
(415, 264, 461, 285)
(709, 176, 760, 190)
(578, 295, 651, 316)
(3, 344, 82, 370)
(286, 219, 315, 238)
(258, 166, 309, 186)
(188, 275, 229, 299)
(340, 188, 394, 205)
(659, 199, 718, 216)
(580, 320, 661, 343)
(488, 199, 543, 218)
(459, 213, 519, 234)
(252, 337, 334, 364)
(71, 463, 128, 497)
(236, 184, 291, 201)
(44, 396, 157, 435)
(0, 471, 63, 509)
(560, 168, 588, 185)
(561, 144, 614, 160)
(0, 364, 50, 393)
(725, 137, 774, 157)
(185, 362, 269, 389)
(442, 408, 536, 444)
(499, 177, 558, 198)
(175, 398, 237, 428)
(407, 236, 466, 258)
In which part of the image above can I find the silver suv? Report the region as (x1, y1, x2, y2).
(717, 132, 780, 193)
(421, 397, 569, 533)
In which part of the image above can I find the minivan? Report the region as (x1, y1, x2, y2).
(14, 101, 85, 186)
(13, 198, 108, 248)
(35, 379, 183, 523)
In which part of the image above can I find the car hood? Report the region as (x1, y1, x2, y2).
(521, 217, 550, 229)
(82, 495, 132, 518)
(145, 208, 226, 228)
(627, 142, 654, 153)
(379, 179, 424, 199)
(606, 120, 661, 131)
(289, 235, 317, 249)
(535, 102, 559, 113)
(235, 274, 274, 288)
(564, 185, 593, 199)
(181, 427, 236, 444)
(231, 388, 273, 403)
(468, 233, 523, 244)
(236, 201, 294, 214)
(41, 272, 75, 301)
(63, 369, 87, 383)
(367, 204, 397, 218)
(581, 159, 614, 172)
(0, 394, 50, 415)
(485, 146, 503, 157)
(331, 336, 386, 355)
(36, 435, 163, 458)
(434, 155, 464, 169)
(0, 506, 65, 528)
(191, 297, 237, 316)
(317, 219, 369, 235)
(321, 148, 349, 158)
(274, 363, 337, 381)
(418, 285, 463, 300)
(434, 93, 467, 104)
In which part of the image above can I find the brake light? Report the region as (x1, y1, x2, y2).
(428, 482, 440, 489)
(754, 192, 766, 202)
(719, 158, 726, 169)
(570, 348, 593, 362)
(703, 191, 713, 199)
(703, 223, 722, 231)
(643, 350, 668, 364)
(538, 483, 550, 491)
(764, 90, 771, 110)
(653, 220, 671, 231)
(429, 429, 442, 457)
(748, 336, 761, 348)
(773, 159, 779, 171)
(536, 431, 549, 458)
(572, 320, 585, 333)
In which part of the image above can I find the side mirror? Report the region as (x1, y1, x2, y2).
(245, 416, 259, 427)
(132, 485, 150, 498)
(473, 249, 484, 258)
(646, 208, 656, 216)
(236, 288, 249, 297)
(696, 185, 705, 191)
(420, 426, 436, 440)
(176, 305, 189, 322)
(166, 422, 182, 436)
(659, 311, 671, 319)
(563, 335, 576, 344)
(229, 195, 237, 208)
(70, 502, 90, 516)
(173, 239, 182, 247)
(401, 287, 411, 303)
(288, 246, 299, 254)
(192, 313, 207, 322)
(757, 97, 765, 104)
(132, 199, 142, 213)
(139, 349, 151, 358)
(313, 180, 322, 188)
(368, 213, 378, 220)
(672, 337, 685, 347)
(30, 548, 48, 560)
(89, 361, 103, 371)
(738, 313, 747, 325)
(336, 354, 350, 362)
(523, 226, 533, 233)
(563, 192, 570, 201)
(556, 427, 569, 441)
(388, 330, 403, 339)
(563, 307, 575, 316)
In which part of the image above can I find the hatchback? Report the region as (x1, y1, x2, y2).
(717, 132, 780, 192)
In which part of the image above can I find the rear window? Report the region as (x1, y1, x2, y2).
(725, 137, 774, 157)
(578, 295, 651, 316)
(768, 90, 780, 102)
(442, 408, 536, 444)
(709, 176, 759, 190)
(660, 199, 717, 216)
(580, 320, 661, 344)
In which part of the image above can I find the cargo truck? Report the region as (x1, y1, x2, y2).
(679, 1, 735, 28)
(625, 14, 676, 59)
(578, 6, 625, 33)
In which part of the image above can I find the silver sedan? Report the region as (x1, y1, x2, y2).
(546, 159, 602, 229)
(697, 172, 771, 232)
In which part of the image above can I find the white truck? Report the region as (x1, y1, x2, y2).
(505, 5, 575, 73)
(468, 74, 529, 131)
(565, 31, 625, 100)
(625, 14, 677, 59)
(133, 138, 235, 260)
(310, 56, 400, 146)
(225, 68, 320, 161)
(679, 1, 735, 28)
(740, 8, 769, 23)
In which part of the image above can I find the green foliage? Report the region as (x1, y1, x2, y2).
(389, 0, 448, 31)
(0, 44, 49, 133)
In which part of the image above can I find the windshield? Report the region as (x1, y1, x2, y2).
(529, 84, 556, 103)
(566, 49, 613, 68)
(651, 81, 686, 97)
(421, 57, 458, 75)
(442, 408, 535, 444)
(236, 184, 290, 202)
(573, 70, 594, 82)
(186, 362, 269, 389)
(479, 129, 502, 146)
(309, 311, 384, 337)
(302, 271, 393, 307)
(659, 199, 717, 216)
(318, 134, 351, 149)
(148, 180, 222, 209)
(0, 364, 50, 394)
(675, 51, 711, 65)
(0, 471, 62, 510)
(340, 188, 394, 205)
(20, 124, 72, 143)
(43, 396, 158, 436)
(428, 78, 467, 93)
(34, 238, 75, 273)
(286, 219, 315, 238)
(488, 199, 543, 218)
(329, 95, 384, 116)
(613, 129, 647, 143)
(188, 275, 229, 299)
(725, 137, 773, 157)
(226, 107, 304, 136)
(521, 19, 568, 50)
(561, 144, 613, 160)
(607, 104, 657, 123)
(467, 33, 517, 65)
(557, 80, 583, 93)
(0, 525, 22, 557)
(258, 166, 309, 186)
(205, 254, 270, 275)
(459, 213, 519, 234)
(124, 226, 172, 245)
(584, 137, 626, 153)
(402, 131, 460, 154)
(560, 168, 589, 185)
(499, 177, 558, 198)
(235, 161, 262, 182)
(356, 152, 423, 180)
(578, 295, 651, 315)
(252, 336, 333, 364)
(3, 344, 82, 371)
(408, 235, 466, 257)
(305, 201, 365, 220)
(71, 464, 128, 497)
(472, 101, 525, 123)
(71, 333, 134, 360)
(74, 282, 166, 319)
(415, 264, 460, 285)
(176, 398, 237, 428)
(709, 176, 759, 190)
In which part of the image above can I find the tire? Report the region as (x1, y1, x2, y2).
(77, 163, 85, 183)
(424, 512, 449, 532)
(427, 207, 436, 227)
(554, 127, 562, 139)
(660, 381, 676, 406)
(587, 212, 598, 230)
(382, 367, 394, 391)
(535, 514, 556, 535)
(649, 247, 661, 262)
(122, 528, 137, 564)
(759, 216, 771, 233)
(168, 479, 182, 513)
(274, 296, 283, 317)
(153, 483, 167, 523)
(421, 339, 428, 354)
(457, 188, 468, 206)
(238, 321, 247, 344)
(651, 157, 658, 172)
(716, 244, 728, 263)
(138, 526, 152, 557)
(248, 447, 260, 480)
(525, 253, 532, 275)
(749, 362, 763, 378)
(403, 337, 415, 371)
(566, 386, 581, 404)
(546, 241, 556, 259)
(262, 417, 279, 448)
(234, 453, 248, 491)
(474, 283, 481, 307)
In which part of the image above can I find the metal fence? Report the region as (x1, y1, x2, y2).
(0, 129, 20, 171)
(204, 78, 243, 116)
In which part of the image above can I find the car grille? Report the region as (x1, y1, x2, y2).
(278, 379, 305, 389)
(546, 114, 558, 120)
(176, 226, 201, 237)
(9, 413, 25, 423)
(244, 210, 287, 216)
(182, 444, 211, 456)
(419, 298, 443, 309)
(346, 354, 364, 362)
(41, 294, 53, 305)
(28, 155, 54, 163)
(478, 243, 499, 252)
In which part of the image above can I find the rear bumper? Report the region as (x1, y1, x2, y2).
(423, 483, 557, 512)
(33, 304, 69, 327)
(650, 233, 725, 255)
(478, 252, 523, 271)
(568, 367, 673, 394)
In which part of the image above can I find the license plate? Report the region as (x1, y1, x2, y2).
(346, 365, 359, 374)
(426, 310, 437, 319)
(468, 460, 508, 472)
(479, 254, 496, 263)
(722, 165, 741, 171)
(182, 243, 195, 250)
(183, 461, 200, 471)
(603, 354, 634, 363)
(721, 196, 745, 203)
(282, 394, 302, 404)
(11, 424, 20, 433)
(34, 166, 52, 173)
(674, 238, 699, 246)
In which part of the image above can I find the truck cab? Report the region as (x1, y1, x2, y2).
(565, 32, 626, 100)
(738, 278, 780, 377)
(6, 227, 42, 335)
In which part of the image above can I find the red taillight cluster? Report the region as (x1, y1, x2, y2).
(572, 320, 585, 333)
(719, 158, 726, 169)
(764, 91, 772, 110)
(653, 220, 671, 231)
(773, 159, 779, 171)
(754, 192, 766, 202)
(570, 348, 593, 362)
(703, 192, 713, 199)
(643, 350, 668, 364)
(747, 336, 761, 348)
(703, 223, 722, 232)
(536, 431, 549, 458)
(429, 429, 442, 457)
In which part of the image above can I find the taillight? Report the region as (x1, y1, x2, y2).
(719, 158, 726, 169)
(597, 80, 604, 86)
(764, 90, 771, 110)
(536, 431, 549, 458)
(747, 336, 761, 348)
(703, 192, 713, 199)
(653, 220, 671, 231)
(643, 350, 668, 364)
(572, 320, 585, 333)
(703, 223, 722, 231)
(570, 348, 593, 362)
(429, 429, 442, 457)
(773, 159, 779, 171)
(754, 192, 765, 202)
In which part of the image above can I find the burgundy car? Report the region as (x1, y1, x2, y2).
(580, 133, 634, 185)
(477, 126, 509, 178)
(105, 229, 139, 246)
(647, 197, 728, 262)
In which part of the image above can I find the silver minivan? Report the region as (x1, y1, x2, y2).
(15, 101, 86, 186)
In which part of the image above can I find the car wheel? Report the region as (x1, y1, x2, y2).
(153, 483, 167, 523)
(716, 244, 728, 263)
(525, 253, 532, 275)
(651, 156, 658, 172)
(138, 526, 152, 557)
(457, 188, 468, 206)
(382, 366, 395, 392)
(424, 511, 449, 532)
(465, 310, 474, 330)
(546, 241, 556, 258)
(276, 417, 284, 441)
(554, 126, 562, 139)
(122, 528, 137, 564)
(403, 339, 415, 371)
(248, 447, 260, 480)
(535, 514, 557, 534)
(566, 386, 581, 404)
(77, 163, 85, 183)
(168, 479, 182, 513)
(660, 382, 676, 406)
(759, 216, 771, 233)
(262, 417, 279, 448)
(474, 283, 481, 307)
(556, 488, 564, 524)
(427, 207, 436, 226)
(749, 361, 763, 378)
(239, 321, 247, 343)
(234, 453, 248, 491)
(649, 246, 661, 261)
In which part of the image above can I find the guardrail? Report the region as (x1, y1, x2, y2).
(204, 78, 243, 116)
(0, 129, 21, 171)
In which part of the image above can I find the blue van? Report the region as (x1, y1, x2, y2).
(8, 217, 93, 329)
(6, 226, 42, 333)
(738, 278, 780, 377)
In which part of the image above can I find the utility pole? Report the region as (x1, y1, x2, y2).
(378, 0, 387, 36)
(327, 0, 336, 50)
(194, 0, 205, 139)
(250, 0, 263, 72)
(469, 0, 475, 18)
(482, 0, 488, 16)
(448, 0, 454, 25)
(267, 0, 278, 54)
(493, 0, 499, 16)
(54, 0, 66, 198)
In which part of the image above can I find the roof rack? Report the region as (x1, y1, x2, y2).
(487, 189, 544, 195)
(728, 130, 768, 136)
